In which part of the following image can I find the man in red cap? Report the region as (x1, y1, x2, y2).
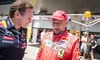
(36, 10, 80, 60)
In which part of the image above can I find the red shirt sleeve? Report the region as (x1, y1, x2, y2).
(36, 46, 42, 60)
(69, 38, 80, 60)
(36, 34, 47, 60)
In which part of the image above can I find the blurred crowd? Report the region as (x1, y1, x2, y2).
(76, 31, 100, 60)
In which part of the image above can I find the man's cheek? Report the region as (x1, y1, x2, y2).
(53, 27, 56, 30)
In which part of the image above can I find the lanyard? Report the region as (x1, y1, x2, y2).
(12, 29, 20, 34)
(17, 35, 20, 47)
(12, 28, 24, 37)
(11, 28, 25, 47)
(12, 28, 20, 47)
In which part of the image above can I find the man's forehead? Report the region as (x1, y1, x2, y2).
(23, 8, 33, 17)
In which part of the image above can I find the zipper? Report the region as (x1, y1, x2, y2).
(54, 36, 56, 42)
(50, 36, 56, 60)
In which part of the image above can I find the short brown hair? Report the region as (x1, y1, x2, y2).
(9, 0, 33, 18)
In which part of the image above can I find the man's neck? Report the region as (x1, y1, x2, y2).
(10, 17, 20, 31)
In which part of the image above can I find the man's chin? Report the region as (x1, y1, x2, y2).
(54, 31, 60, 34)
(22, 26, 27, 28)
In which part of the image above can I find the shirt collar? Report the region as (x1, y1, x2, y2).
(5, 17, 15, 29)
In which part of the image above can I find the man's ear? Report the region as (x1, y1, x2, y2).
(14, 11, 20, 18)
(66, 20, 68, 25)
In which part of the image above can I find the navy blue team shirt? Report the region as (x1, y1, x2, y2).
(0, 17, 27, 60)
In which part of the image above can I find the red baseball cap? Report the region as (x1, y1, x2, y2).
(48, 10, 67, 20)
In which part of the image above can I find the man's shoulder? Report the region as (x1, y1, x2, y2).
(0, 22, 5, 27)
(0, 26, 6, 34)
(67, 33, 79, 41)
(43, 32, 53, 38)
(41, 32, 53, 43)
(67, 33, 77, 38)
(67, 33, 73, 36)
(0, 26, 14, 37)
